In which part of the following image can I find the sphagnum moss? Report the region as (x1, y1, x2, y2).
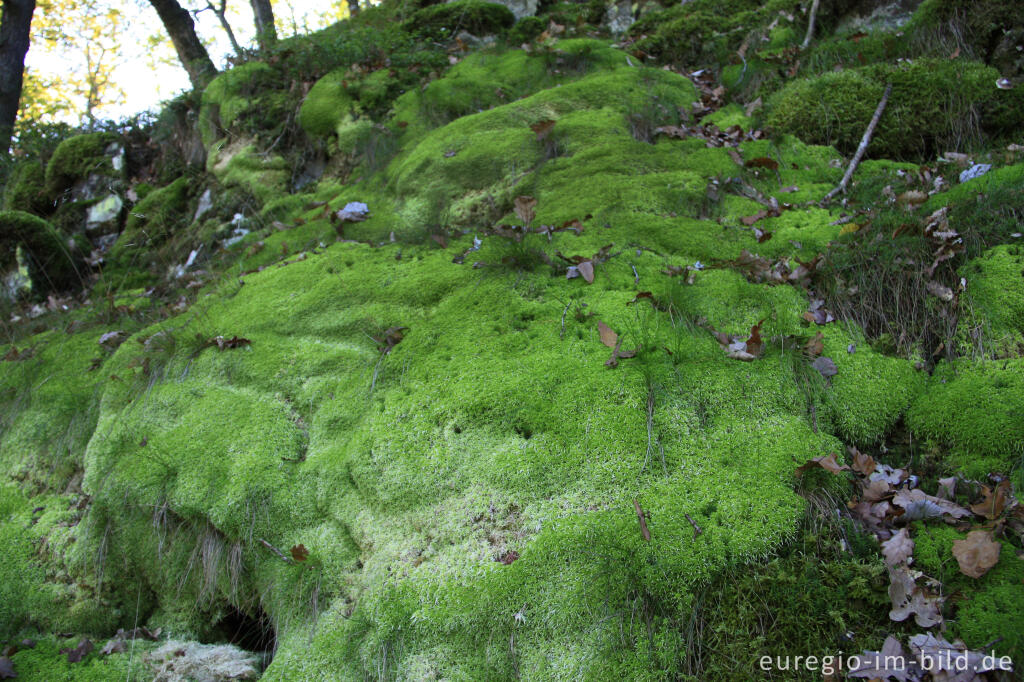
(3, 23, 1024, 682)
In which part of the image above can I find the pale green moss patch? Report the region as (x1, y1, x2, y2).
(907, 358, 1024, 476)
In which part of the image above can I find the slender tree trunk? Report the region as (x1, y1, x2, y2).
(206, 0, 244, 59)
(148, 0, 217, 90)
(0, 0, 36, 154)
(347, 0, 359, 18)
(248, 0, 276, 53)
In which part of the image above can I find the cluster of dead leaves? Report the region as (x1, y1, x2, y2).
(847, 632, 1014, 681)
(799, 446, 1022, 670)
(653, 121, 766, 149)
(729, 249, 824, 287)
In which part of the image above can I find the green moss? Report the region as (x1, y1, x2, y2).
(6, 637, 153, 681)
(108, 176, 191, 268)
(0, 486, 50, 640)
(817, 325, 925, 445)
(906, 358, 1024, 476)
(0, 329, 106, 489)
(206, 139, 289, 205)
(199, 62, 276, 148)
(508, 15, 545, 44)
(2, 161, 47, 213)
(298, 67, 358, 138)
(43, 132, 118, 196)
(957, 245, 1024, 357)
(0, 210, 83, 295)
(765, 59, 1023, 159)
(407, 0, 515, 41)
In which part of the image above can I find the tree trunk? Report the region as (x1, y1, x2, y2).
(347, 0, 359, 18)
(0, 0, 36, 154)
(148, 0, 217, 91)
(248, 0, 276, 53)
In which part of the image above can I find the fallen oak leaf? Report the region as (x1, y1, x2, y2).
(795, 453, 850, 476)
(804, 331, 824, 358)
(887, 564, 943, 627)
(577, 260, 595, 283)
(970, 479, 1014, 520)
(290, 544, 309, 562)
(952, 530, 1000, 578)
(513, 195, 537, 226)
(892, 489, 971, 522)
(598, 321, 618, 349)
(881, 528, 915, 567)
(850, 448, 876, 476)
(60, 639, 94, 663)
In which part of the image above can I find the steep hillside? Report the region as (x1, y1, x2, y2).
(1, 0, 1023, 679)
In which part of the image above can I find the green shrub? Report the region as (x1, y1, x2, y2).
(508, 15, 545, 44)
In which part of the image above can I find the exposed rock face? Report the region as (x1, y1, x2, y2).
(603, 0, 634, 35)
(85, 194, 124, 235)
(482, 0, 536, 20)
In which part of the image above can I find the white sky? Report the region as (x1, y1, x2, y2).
(25, 0, 348, 123)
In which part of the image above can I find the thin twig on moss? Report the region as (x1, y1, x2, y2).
(822, 83, 893, 205)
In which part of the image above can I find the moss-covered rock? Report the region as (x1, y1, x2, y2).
(207, 139, 289, 204)
(2, 161, 48, 214)
(0, 210, 83, 295)
(906, 358, 1024, 476)
(407, 0, 515, 40)
(957, 245, 1024, 357)
(108, 176, 191, 268)
(198, 62, 276, 148)
(43, 132, 120, 197)
(764, 59, 1024, 159)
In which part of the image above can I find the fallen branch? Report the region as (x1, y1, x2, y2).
(633, 499, 651, 542)
(801, 0, 821, 50)
(258, 538, 294, 563)
(822, 83, 892, 205)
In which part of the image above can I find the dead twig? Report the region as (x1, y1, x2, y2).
(684, 513, 703, 540)
(634, 498, 651, 542)
(822, 83, 892, 205)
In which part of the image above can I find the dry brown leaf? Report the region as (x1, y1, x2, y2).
(804, 332, 824, 358)
(851, 449, 876, 476)
(893, 489, 971, 522)
(952, 530, 1000, 578)
(598, 321, 618, 349)
(290, 544, 310, 562)
(795, 453, 850, 476)
(970, 480, 1014, 519)
(514, 196, 537, 225)
(881, 528, 914, 567)
(888, 564, 943, 627)
(577, 260, 595, 283)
